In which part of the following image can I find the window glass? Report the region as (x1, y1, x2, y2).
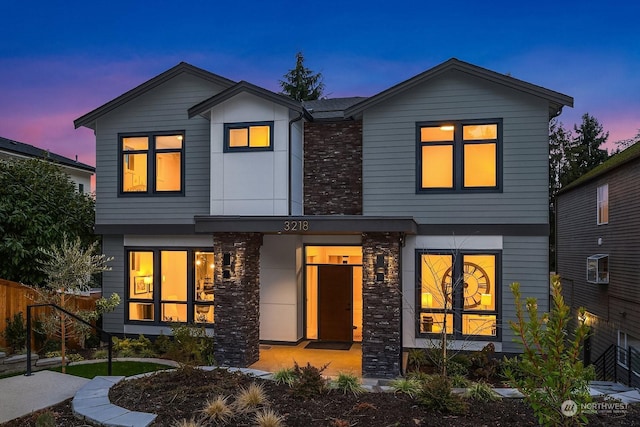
(155, 152, 181, 191)
(421, 126, 454, 142)
(249, 125, 270, 147)
(129, 303, 154, 321)
(420, 313, 453, 334)
(421, 145, 454, 188)
(597, 184, 609, 224)
(194, 250, 215, 324)
(462, 255, 495, 310)
(161, 251, 187, 322)
(123, 136, 149, 151)
(123, 153, 148, 192)
(462, 314, 496, 336)
(156, 135, 183, 150)
(129, 251, 153, 299)
(225, 123, 273, 151)
(229, 128, 249, 147)
(420, 254, 453, 309)
(463, 124, 497, 140)
(464, 143, 496, 187)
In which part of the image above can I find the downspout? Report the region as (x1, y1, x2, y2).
(288, 110, 304, 216)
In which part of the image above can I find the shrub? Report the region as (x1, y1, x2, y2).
(113, 335, 155, 358)
(417, 374, 467, 414)
(330, 372, 365, 396)
(503, 276, 594, 426)
(272, 367, 296, 386)
(3, 312, 27, 353)
(35, 411, 56, 427)
(445, 359, 468, 378)
(92, 349, 108, 359)
(469, 343, 499, 381)
(389, 377, 422, 398)
(407, 348, 429, 371)
(254, 408, 285, 427)
(45, 351, 84, 363)
(449, 374, 470, 388)
(290, 361, 329, 399)
(153, 333, 172, 355)
(201, 395, 233, 423)
(167, 324, 215, 366)
(465, 381, 501, 402)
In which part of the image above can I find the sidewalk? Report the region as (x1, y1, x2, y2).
(0, 370, 89, 424)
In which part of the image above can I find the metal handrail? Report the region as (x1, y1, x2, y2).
(25, 303, 113, 376)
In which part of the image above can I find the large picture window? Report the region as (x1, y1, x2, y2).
(417, 250, 499, 339)
(121, 132, 184, 194)
(224, 122, 273, 152)
(417, 120, 500, 192)
(127, 248, 214, 324)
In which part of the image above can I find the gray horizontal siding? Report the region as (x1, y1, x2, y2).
(101, 235, 125, 334)
(362, 70, 550, 225)
(501, 235, 549, 353)
(95, 74, 225, 225)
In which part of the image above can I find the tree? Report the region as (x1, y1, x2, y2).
(561, 113, 609, 187)
(0, 158, 95, 285)
(35, 236, 118, 373)
(549, 119, 572, 271)
(279, 52, 325, 101)
(612, 129, 640, 153)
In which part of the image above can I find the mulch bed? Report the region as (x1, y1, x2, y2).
(3, 367, 640, 426)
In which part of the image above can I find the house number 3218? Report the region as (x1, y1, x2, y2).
(283, 220, 309, 232)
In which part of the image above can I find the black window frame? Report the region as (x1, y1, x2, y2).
(415, 249, 502, 341)
(118, 131, 186, 197)
(416, 119, 502, 193)
(223, 121, 274, 153)
(125, 247, 215, 325)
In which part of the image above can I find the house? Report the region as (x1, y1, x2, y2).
(74, 58, 572, 378)
(0, 136, 94, 193)
(556, 142, 640, 372)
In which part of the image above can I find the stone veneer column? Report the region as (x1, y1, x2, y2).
(212, 232, 262, 367)
(361, 232, 402, 378)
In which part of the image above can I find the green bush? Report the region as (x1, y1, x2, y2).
(290, 362, 328, 399)
(503, 276, 594, 426)
(407, 348, 429, 371)
(153, 333, 172, 355)
(113, 334, 157, 358)
(330, 372, 365, 396)
(389, 377, 422, 398)
(465, 381, 500, 402)
(3, 312, 27, 353)
(167, 324, 215, 366)
(417, 374, 467, 414)
(449, 374, 470, 388)
(273, 367, 296, 386)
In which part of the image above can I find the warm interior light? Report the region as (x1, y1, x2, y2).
(143, 276, 153, 285)
(440, 125, 455, 131)
(481, 293, 491, 307)
(421, 292, 433, 308)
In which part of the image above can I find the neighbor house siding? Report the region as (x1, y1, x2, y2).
(101, 234, 125, 334)
(501, 235, 549, 353)
(95, 73, 226, 225)
(362, 70, 549, 224)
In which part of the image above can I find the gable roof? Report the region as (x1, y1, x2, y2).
(344, 58, 574, 119)
(0, 136, 95, 172)
(188, 80, 308, 119)
(74, 62, 236, 130)
(559, 142, 640, 194)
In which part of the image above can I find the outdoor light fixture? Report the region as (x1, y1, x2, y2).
(375, 254, 386, 281)
(421, 292, 433, 308)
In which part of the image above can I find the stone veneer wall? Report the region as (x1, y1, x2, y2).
(361, 232, 402, 378)
(303, 121, 362, 215)
(212, 232, 262, 367)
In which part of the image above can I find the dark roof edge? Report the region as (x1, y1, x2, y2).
(344, 58, 574, 118)
(0, 137, 95, 172)
(188, 81, 306, 119)
(558, 142, 640, 194)
(74, 62, 236, 130)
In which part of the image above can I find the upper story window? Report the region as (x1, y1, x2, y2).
(224, 122, 273, 152)
(121, 132, 184, 195)
(417, 120, 501, 192)
(597, 184, 609, 225)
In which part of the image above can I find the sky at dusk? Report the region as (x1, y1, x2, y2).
(1, 0, 638, 169)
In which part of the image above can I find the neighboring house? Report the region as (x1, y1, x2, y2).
(74, 58, 572, 378)
(556, 142, 640, 371)
(0, 136, 94, 193)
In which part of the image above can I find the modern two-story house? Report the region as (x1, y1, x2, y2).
(74, 58, 572, 378)
(556, 142, 640, 373)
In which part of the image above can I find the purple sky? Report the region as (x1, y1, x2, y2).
(1, 0, 638, 168)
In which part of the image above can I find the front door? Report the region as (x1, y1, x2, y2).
(318, 265, 353, 342)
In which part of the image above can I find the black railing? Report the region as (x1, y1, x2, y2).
(592, 344, 640, 387)
(25, 303, 113, 376)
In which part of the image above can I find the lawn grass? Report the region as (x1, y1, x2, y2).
(50, 360, 172, 379)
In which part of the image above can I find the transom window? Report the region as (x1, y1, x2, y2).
(224, 122, 273, 152)
(597, 184, 609, 225)
(127, 249, 214, 324)
(417, 120, 500, 192)
(121, 132, 184, 194)
(417, 251, 499, 339)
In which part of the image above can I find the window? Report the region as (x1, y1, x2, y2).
(587, 254, 609, 284)
(121, 132, 184, 194)
(78, 183, 84, 194)
(597, 184, 609, 224)
(618, 331, 640, 374)
(417, 121, 500, 192)
(417, 251, 499, 338)
(127, 249, 214, 324)
(224, 122, 273, 152)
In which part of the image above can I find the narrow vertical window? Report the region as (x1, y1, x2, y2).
(597, 184, 608, 224)
(128, 251, 154, 321)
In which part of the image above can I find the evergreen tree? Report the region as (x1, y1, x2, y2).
(279, 52, 324, 101)
(561, 113, 609, 186)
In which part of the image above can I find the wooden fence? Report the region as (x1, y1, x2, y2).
(0, 278, 100, 348)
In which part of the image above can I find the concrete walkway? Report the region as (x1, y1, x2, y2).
(0, 370, 89, 424)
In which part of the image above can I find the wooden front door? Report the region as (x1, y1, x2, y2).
(318, 265, 353, 342)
